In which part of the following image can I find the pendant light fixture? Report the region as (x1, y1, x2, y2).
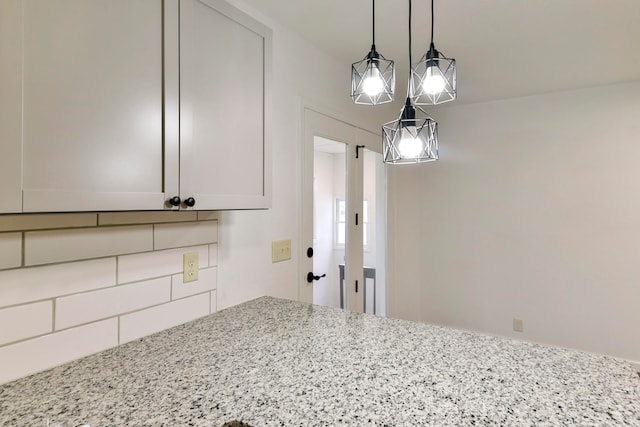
(351, 0, 395, 105)
(411, 0, 456, 105)
(382, 0, 438, 164)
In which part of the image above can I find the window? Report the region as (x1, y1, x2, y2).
(335, 198, 346, 247)
(335, 198, 369, 248)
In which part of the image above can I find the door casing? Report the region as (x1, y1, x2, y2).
(299, 104, 381, 313)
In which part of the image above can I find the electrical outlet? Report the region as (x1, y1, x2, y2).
(272, 239, 291, 263)
(183, 252, 199, 283)
(513, 318, 524, 332)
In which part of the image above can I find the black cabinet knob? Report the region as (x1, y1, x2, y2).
(168, 196, 181, 207)
(184, 197, 196, 207)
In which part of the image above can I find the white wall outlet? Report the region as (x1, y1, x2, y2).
(272, 239, 291, 263)
(183, 252, 199, 283)
(513, 318, 524, 332)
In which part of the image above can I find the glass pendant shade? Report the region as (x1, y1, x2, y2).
(352, 47, 395, 105)
(412, 43, 456, 105)
(382, 98, 438, 164)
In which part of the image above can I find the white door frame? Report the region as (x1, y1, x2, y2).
(299, 102, 382, 313)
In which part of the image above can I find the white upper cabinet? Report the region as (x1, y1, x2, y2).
(0, 0, 271, 213)
(177, 0, 272, 210)
(21, 0, 165, 212)
(0, 0, 23, 213)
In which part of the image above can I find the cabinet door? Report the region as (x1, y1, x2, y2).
(0, 0, 22, 213)
(179, 0, 272, 210)
(21, 0, 166, 212)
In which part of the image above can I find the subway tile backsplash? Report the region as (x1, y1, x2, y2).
(117, 245, 210, 284)
(0, 258, 116, 307)
(0, 212, 219, 385)
(0, 319, 118, 385)
(0, 301, 52, 347)
(0, 232, 21, 270)
(25, 224, 153, 265)
(153, 220, 218, 250)
(119, 292, 211, 344)
(54, 277, 172, 330)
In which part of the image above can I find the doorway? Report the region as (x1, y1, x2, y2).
(312, 137, 346, 309)
(300, 107, 387, 315)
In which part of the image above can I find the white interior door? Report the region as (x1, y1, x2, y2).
(301, 108, 385, 314)
(312, 137, 347, 309)
(361, 147, 388, 316)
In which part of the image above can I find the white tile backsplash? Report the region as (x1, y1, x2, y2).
(0, 217, 220, 385)
(171, 267, 217, 300)
(55, 277, 171, 330)
(0, 258, 116, 308)
(0, 318, 118, 385)
(197, 211, 220, 221)
(117, 245, 209, 284)
(98, 211, 197, 226)
(0, 232, 22, 270)
(0, 213, 96, 232)
(0, 301, 52, 346)
(209, 243, 218, 267)
(25, 225, 153, 265)
(153, 220, 218, 250)
(210, 289, 217, 314)
(119, 293, 210, 344)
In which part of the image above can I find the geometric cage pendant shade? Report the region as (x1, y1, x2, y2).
(351, 0, 395, 105)
(411, 0, 456, 105)
(382, 97, 438, 164)
(411, 43, 456, 105)
(351, 46, 395, 105)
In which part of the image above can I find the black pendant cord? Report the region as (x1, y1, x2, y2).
(402, 0, 416, 128)
(408, 0, 412, 68)
(406, 0, 413, 98)
(372, 0, 375, 46)
(430, 0, 434, 45)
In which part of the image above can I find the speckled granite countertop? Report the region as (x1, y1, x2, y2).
(1, 297, 639, 426)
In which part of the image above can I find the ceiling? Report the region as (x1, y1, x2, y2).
(243, 0, 640, 106)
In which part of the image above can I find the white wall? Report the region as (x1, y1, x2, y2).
(388, 81, 640, 361)
(215, 1, 390, 311)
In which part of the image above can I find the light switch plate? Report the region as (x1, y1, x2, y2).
(183, 252, 199, 283)
(272, 239, 291, 263)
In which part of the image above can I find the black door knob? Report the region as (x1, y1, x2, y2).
(306, 272, 326, 283)
(168, 196, 181, 207)
(307, 247, 314, 258)
(184, 197, 196, 207)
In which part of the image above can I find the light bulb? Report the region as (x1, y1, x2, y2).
(398, 126, 423, 158)
(362, 64, 384, 96)
(422, 65, 445, 95)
